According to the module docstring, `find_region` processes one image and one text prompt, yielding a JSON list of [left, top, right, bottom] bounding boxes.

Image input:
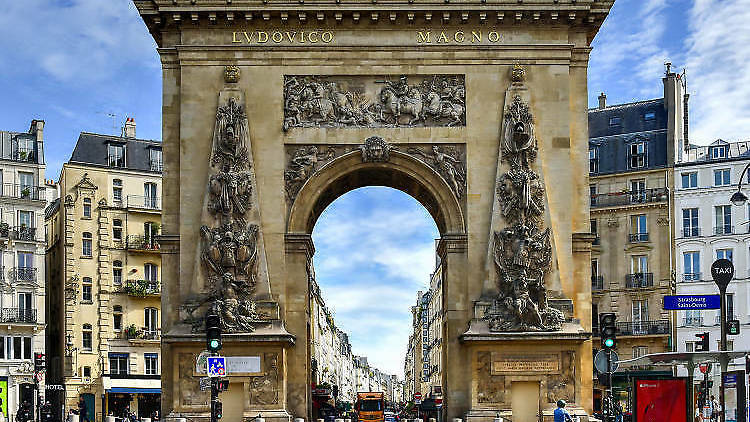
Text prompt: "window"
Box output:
[[590, 185, 598, 206], [17, 136, 34, 161], [19, 172, 33, 198], [149, 149, 163, 172], [632, 300, 649, 334], [681, 172, 698, 189], [82, 197, 92, 218], [18, 292, 32, 313], [144, 263, 158, 283], [628, 141, 647, 169], [3, 337, 32, 360], [632, 346, 648, 359], [144, 183, 158, 209], [18, 210, 32, 228], [644, 111, 656, 121], [609, 116, 622, 126], [112, 179, 123, 204], [113, 305, 122, 331], [107, 144, 126, 168], [82, 232, 92, 257], [630, 214, 648, 242], [112, 219, 122, 241], [82, 277, 92, 302], [145, 353, 158, 375], [683, 252, 700, 281], [83, 366, 91, 378], [82, 324, 92, 351], [630, 179, 646, 203], [715, 205, 732, 234], [589, 148, 599, 174], [714, 169, 731, 186], [685, 310, 702, 326], [682, 208, 699, 237], [631, 255, 648, 274], [113, 261, 123, 285], [717, 248, 733, 262], [710, 145, 728, 159], [686, 342, 694, 352], [109, 353, 129, 375]]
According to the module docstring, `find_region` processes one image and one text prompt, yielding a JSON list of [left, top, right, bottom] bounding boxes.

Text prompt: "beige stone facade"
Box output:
[[46, 131, 162, 420], [133, 1, 613, 420]]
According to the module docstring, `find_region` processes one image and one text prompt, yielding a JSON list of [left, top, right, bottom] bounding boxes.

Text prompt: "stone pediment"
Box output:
[[73, 173, 97, 191]]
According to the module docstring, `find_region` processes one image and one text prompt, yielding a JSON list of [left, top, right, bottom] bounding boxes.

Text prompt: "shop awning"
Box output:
[[108, 387, 161, 394]]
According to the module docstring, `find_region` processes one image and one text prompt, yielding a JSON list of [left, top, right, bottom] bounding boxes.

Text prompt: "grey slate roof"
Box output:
[[69, 132, 162, 173], [677, 139, 750, 167], [45, 197, 60, 220]]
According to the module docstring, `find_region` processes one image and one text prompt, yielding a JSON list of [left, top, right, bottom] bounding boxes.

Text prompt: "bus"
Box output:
[[355, 392, 385, 422]]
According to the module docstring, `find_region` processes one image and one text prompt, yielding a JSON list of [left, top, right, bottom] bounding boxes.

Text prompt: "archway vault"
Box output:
[[287, 150, 466, 236]]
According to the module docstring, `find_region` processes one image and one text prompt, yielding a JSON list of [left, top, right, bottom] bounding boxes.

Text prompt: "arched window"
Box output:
[[112, 260, 123, 285], [82, 324, 92, 351], [82, 232, 92, 257], [112, 219, 123, 241], [83, 198, 91, 218], [82, 277, 92, 302]]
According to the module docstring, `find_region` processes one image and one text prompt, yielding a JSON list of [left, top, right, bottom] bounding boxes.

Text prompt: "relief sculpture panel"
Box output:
[[283, 75, 465, 130]]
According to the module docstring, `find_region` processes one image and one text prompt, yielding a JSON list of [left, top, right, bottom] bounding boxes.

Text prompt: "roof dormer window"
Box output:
[[107, 144, 126, 168], [710, 145, 728, 159]]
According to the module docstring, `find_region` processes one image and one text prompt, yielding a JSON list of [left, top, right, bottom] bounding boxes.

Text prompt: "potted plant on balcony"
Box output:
[[125, 324, 140, 339], [0, 222, 9, 238], [19, 151, 27, 161], [20, 187, 30, 199]]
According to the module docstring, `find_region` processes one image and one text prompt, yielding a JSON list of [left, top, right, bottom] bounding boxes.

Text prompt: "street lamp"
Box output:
[[730, 162, 750, 205]]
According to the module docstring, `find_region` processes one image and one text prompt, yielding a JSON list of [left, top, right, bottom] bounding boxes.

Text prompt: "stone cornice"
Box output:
[[134, 0, 614, 45]]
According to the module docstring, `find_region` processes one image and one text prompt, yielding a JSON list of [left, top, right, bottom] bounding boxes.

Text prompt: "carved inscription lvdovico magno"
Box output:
[[491, 353, 560, 374], [230, 30, 504, 44]]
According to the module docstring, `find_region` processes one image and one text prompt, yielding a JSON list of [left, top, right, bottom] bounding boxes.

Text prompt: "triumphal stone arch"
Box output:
[[134, 1, 613, 420]]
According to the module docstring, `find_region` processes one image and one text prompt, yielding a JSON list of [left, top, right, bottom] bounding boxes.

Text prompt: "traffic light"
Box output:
[[216, 379, 229, 392], [213, 400, 223, 420], [206, 313, 222, 353], [599, 313, 617, 350], [728, 319, 740, 335], [34, 353, 45, 372], [695, 332, 710, 351]]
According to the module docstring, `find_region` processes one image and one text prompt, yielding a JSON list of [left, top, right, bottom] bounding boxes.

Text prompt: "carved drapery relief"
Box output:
[[484, 94, 564, 332], [284, 141, 466, 202], [249, 353, 280, 405], [179, 353, 209, 407], [283, 75, 465, 130], [185, 94, 269, 333]]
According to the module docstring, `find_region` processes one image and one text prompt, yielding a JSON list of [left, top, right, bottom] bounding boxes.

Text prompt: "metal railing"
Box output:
[[592, 236, 601, 246], [0, 184, 45, 201], [594, 320, 670, 336], [150, 159, 163, 173], [0, 308, 37, 323], [120, 279, 160, 296], [10, 267, 37, 282], [590, 187, 669, 208], [126, 235, 160, 251], [683, 227, 701, 238], [126, 195, 161, 211], [628, 233, 650, 243], [625, 273, 654, 288], [714, 225, 735, 235], [124, 328, 161, 341], [591, 275, 604, 291], [12, 226, 36, 242], [683, 273, 702, 282]]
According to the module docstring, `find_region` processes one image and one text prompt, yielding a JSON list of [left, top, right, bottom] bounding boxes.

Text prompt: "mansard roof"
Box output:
[[69, 132, 162, 174]]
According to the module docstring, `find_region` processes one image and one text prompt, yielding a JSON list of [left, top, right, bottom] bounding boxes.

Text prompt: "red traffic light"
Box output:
[[216, 379, 230, 392]]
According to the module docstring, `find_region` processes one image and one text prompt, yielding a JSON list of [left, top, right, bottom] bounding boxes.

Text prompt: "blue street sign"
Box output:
[[663, 295, 721, 310], [207, 356, 226, 377]]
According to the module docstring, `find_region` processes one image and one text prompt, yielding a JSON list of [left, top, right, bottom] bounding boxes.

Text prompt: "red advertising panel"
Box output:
[[634, 377, 688, 422]]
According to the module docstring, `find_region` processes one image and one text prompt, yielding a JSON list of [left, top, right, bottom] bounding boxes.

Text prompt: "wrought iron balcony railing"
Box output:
[[628, 233, 650, 243], [10, 267, 37, 282], [683, 273, 703, 282], [120, 280, 160, 297], [714, 225, 735, 235], [590, 188, 669, 208], [591, 275, 604, 292], [126, 235, 160, 251], [683, 227, 701, 238], [592, 236, 601, 246], [625, 273, 654, 288], [123, 327, 161, 341], [0, 184, 45, 201], [126, 195, 161, 211], [593, 320, 671, 337], [12, 226, 36, 242], [0, 308, 37, 323], [150, 159, 163, 173]]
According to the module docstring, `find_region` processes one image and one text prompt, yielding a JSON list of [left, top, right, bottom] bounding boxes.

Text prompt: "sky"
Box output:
[[0, 0, 749, 376]]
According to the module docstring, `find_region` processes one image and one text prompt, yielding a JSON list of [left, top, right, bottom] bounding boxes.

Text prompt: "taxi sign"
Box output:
[[207, 356, 227, 377]]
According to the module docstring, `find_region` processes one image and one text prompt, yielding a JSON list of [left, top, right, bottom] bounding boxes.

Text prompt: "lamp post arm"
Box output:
[[737, 162, 750, 193]]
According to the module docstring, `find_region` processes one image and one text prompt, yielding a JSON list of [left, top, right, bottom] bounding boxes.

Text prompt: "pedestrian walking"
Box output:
[[711, 396, 720, 422], [553, 400, 573, 422]]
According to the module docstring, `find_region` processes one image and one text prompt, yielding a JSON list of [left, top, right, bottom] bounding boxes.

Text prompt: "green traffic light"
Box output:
[[603, 338, 614, 347], [209, 339, 220, 350]]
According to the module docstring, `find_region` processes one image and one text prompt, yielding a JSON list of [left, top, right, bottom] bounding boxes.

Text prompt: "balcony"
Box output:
[[10, 267, 37, 283], [590, 188, 669, 209], [625, 273, 654, 289], [122, 327, 161, 341], [714, 225, 735, 235], [593, 320, 671, 337], [126, 195, 161, 211], [683, 273, 703, 282], [682, 317, 704, 327], [120, 280, 160, 297], [126, 235, 160, 252], [683, 227, 702, 238], [628, 233, 649, 243], [12, 226, 36, 242], [592, 236, 601, 246], [0, 308, 37, 324], [591, 276, 604, 292], [0, 184, 45, 201], [149, 159, 163, 173]]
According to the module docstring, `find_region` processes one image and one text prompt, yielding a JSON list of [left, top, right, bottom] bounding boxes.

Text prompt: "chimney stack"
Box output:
[[598, 92, 607, 110], [122, 117, 136, 138]]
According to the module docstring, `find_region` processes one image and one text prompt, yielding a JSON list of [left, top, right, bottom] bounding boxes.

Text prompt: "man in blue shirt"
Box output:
[[554, 400, 573, 422]]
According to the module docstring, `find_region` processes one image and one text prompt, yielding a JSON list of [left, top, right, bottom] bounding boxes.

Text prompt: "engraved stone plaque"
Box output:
[[491, 353, 560, 374]]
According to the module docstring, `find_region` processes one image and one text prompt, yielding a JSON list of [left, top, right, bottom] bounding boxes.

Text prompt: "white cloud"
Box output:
[[683, 0, 750, 142]]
